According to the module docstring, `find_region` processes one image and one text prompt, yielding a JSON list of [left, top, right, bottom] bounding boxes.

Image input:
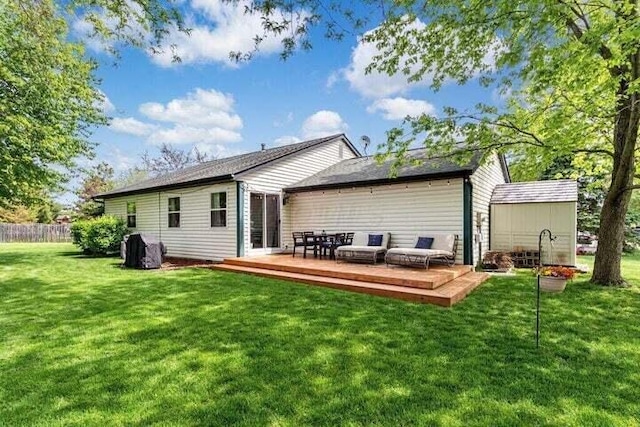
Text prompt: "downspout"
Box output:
[[158, 192, 161, 241], [236, 181, 245, 257], [463, 177, 473, 266]]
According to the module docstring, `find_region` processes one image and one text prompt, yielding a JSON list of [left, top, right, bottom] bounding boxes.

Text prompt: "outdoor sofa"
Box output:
[[335, 232, 391, 264], [385, 234, 458, 269]]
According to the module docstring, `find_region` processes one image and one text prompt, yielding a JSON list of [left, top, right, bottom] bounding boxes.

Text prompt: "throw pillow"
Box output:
[[415, 237, 434, 249], [368, 234, 383, 246]]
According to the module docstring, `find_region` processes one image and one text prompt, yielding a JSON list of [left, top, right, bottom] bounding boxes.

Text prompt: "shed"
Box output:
[[490, 180, 578, 266]]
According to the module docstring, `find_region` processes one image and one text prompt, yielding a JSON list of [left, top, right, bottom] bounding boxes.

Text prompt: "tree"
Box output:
[[1, 0, 188, 209], [140, 143, 211, 177], [0, 0, 105, 207], [74, 162, 114, 218], [236, 0, 639, 286], [0, 205, 37, 224]]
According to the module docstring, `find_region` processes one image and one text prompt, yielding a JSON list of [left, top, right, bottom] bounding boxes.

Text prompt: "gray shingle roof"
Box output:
[[97, 134, 354, 198], [285, 149, 482, 192], [491, 180, 578, 204]]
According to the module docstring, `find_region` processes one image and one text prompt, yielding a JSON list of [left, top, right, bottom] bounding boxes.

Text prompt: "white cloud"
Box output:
[[366, 97, 436, 120], [331, 23, 430, 99], [72, 2, 146, 54], [149, 125, 242, 145], [274, 135, 301, 146], [301, 110, 348, 139], [109, 87, 243, 145], [331, 18, 499, 99], [139, 88, 242, 129], [110, 117, 158, 136], [96, 90, 115, 114], [151, 0, 308, 67]]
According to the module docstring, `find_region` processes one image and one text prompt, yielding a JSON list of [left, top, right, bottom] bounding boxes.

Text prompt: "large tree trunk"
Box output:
[[591, 78, 639, 285]]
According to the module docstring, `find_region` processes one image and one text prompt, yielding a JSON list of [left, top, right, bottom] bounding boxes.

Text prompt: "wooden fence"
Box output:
[[0, 224, 72, 243]]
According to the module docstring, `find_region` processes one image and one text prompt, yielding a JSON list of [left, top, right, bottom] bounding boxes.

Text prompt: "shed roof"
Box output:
[[96, 134, 357, 198], [285, 149, 495, 192], [490, 180, 578, 204]]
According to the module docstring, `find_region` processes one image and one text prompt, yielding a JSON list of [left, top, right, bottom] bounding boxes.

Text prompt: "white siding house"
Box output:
[[284, 151, 509, 265], [471, 154, 511, 265], [99, 134, 359, 260], [98, 134, 532, 267], [236, 137, 357, 255], [105, 182, 238, 260]]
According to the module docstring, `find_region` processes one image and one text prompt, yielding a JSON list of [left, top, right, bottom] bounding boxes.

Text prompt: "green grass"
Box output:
[[1, 244, 639, 426]]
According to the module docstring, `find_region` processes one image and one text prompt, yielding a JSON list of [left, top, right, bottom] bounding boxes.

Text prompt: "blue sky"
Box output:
[[76, 0, 498, 193]]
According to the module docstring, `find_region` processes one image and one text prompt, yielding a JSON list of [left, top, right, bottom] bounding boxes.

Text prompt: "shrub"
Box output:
[[70, 220, 90, 252], [71, 216, 128, 255]]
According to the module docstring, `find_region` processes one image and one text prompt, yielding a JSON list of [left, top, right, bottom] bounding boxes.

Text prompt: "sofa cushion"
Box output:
[[351, 232, 368, 246], [415, 237, 434, 249], [431, 234, 456, 252], [387, 247, 453, 257], [368, 234, 383, 246], [336, 245, 386, 253]]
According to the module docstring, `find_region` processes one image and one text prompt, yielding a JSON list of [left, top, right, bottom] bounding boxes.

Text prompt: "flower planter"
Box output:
[[539, 276, 567, 293]]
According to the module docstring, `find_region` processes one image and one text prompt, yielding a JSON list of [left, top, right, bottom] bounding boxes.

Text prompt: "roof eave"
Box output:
[[94, 174, 235, 200], [284, 170, 473, 193]]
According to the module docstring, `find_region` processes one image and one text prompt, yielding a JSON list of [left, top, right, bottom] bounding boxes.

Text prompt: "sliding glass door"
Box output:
[[250, 192, 280, 249]]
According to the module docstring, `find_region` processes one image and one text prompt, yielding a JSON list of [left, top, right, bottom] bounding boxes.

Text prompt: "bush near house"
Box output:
[[70, 215, 127, 255]]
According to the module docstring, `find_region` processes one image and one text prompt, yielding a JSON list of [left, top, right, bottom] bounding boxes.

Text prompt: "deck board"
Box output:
[[223, 255, 472, 289], [212, 254, 488, 306]]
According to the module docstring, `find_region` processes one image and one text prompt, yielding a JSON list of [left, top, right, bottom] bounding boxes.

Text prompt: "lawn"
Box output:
[[1, 244, 639, 426]]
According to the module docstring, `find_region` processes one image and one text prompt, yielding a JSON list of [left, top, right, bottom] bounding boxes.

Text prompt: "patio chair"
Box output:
[[343, 232, 355, 245], [292, 231, 318, 258], [321, 232, 345, 259]]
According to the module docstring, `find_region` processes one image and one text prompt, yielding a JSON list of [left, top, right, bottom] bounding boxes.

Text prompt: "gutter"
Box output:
[[284, 170, 474, 194], [94, 174, 235, 200]]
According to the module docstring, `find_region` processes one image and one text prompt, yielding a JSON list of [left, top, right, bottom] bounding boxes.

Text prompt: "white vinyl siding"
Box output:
[[104, 182, 237, 261], [491, 202, 577, 266], [470, 154, 508, 265], [288, 179, 465, 264], [238, 137, 357, 253]]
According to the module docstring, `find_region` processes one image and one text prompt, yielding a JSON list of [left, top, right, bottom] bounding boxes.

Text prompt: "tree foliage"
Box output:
[[140, 143, 212, 177], [0, 0, 105, 207], [74, 162, 114, 218]]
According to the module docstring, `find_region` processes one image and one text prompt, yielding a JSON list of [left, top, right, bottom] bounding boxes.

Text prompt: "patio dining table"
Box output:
[[307, 232, 347, 260]]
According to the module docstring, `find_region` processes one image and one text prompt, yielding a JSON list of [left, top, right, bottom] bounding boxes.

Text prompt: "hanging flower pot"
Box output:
[[537, 266, 576, 293]]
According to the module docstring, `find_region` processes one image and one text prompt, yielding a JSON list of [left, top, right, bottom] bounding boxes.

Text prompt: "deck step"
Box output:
[[212, 264, 489, 307], [223, 257, 471, 290]]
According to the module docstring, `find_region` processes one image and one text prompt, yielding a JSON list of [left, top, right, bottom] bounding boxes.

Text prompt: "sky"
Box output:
[[68, 0, 499, 202]]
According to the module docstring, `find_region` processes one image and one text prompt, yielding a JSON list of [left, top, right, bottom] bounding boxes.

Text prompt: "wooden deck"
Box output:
[[213, 255, 489, 307]]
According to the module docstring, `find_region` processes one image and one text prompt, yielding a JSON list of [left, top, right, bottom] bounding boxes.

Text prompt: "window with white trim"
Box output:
[[168, 197, 180, 228], [210, 192, 227, 227], [126, 202, 136, 228]]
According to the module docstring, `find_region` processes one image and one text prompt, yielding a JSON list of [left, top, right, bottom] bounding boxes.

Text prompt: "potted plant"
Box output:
[[537, 266, 576, 293]]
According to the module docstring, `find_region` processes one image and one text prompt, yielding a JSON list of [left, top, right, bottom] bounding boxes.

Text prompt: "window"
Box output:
[[168, 197, 180, 228], [211, 192, 227, 227], [126, 202, 136, 228]]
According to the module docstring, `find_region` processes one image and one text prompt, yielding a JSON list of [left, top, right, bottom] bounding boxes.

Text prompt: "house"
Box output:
[[97, 134, 360, 260], [97, 133, 575, 267], [282, 150, 509, 265]]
